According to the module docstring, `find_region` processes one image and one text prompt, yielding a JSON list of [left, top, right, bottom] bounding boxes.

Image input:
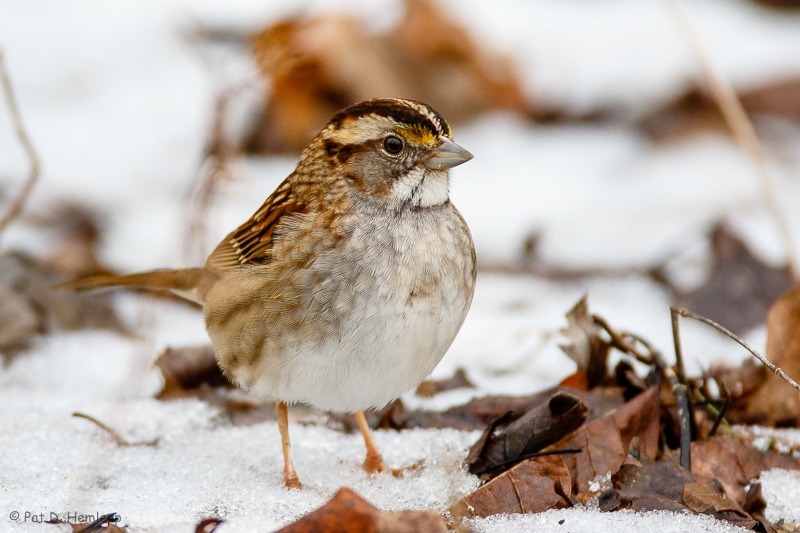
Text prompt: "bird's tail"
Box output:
[[54, 268, 206, 305]]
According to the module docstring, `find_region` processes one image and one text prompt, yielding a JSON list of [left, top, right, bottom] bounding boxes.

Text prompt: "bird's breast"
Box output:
[[209, 203, 476, 411]]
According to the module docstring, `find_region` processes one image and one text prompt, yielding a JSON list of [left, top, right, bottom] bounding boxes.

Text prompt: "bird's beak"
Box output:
[[424, 137, 474, 170]]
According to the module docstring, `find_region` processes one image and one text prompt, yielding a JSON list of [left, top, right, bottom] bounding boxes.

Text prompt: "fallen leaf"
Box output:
[[641, 79, 800, 142], [195, 518, 224, 533], [559, 295, 611, 389], [731, 284, 800, 426], [466, 392, 587, 479], [611, 451, 760, 530], [364, 386, 625, 432], [706, 358, 768, 424], [415, 368, 474, 398], [560, 387, 660, 494], [450, 454, 574, 518], [450, 387, 659, 520], [0, 252, 127, 358], [276, 487, 447, 533], [155, 345, 231, 399], [246, 0, 526, 153], [679, 225, 795, 335], [668, 434, 800, 507]]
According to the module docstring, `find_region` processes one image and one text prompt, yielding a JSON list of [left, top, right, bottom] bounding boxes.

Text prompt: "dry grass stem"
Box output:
[[677, 307, 800, 394], [183, 90, 237, 264], [72, 412, 159, 447], [659, 0, 799, 281], [0, 49, 41, 237]]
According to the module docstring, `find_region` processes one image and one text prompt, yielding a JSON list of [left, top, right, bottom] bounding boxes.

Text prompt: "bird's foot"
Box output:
[[283, 469, 302, 490], [362, 451, 389, 474]]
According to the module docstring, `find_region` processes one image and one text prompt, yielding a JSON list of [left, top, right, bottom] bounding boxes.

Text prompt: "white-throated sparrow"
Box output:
[[61, 98, 476, 489]]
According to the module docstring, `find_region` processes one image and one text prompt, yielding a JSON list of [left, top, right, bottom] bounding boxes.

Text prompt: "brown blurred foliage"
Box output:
[[246, 0, 527, 153]]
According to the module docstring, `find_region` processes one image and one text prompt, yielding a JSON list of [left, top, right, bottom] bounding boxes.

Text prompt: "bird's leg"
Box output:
[[355, 410, 388, 473], [276, 402, 302, 489]]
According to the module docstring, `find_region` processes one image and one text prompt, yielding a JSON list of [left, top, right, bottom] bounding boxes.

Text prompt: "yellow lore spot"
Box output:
[[394, 125, 437, 145]]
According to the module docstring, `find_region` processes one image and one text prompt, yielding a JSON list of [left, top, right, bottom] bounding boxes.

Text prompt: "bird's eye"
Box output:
[[383, 135, 403, 154]]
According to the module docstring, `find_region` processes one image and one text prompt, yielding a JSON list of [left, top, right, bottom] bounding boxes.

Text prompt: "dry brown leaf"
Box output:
[[561, 387, 660, 494], [450, 387, 659, 520], [610, 451, 759, 530], [246, 0, 526, 153], [0, 252, 127, 357], [679, 225, 795, 335], [155, 345, 231, 399], [466, 392, 587, 479], [733, 284, 800, 426], [364, 386, 625, 432], [276, 487, 447, 533], [559, 295, 611, 389], [673, 434, 800, 507], [642, 79, 800, 142], [415, 368, 474, 398]]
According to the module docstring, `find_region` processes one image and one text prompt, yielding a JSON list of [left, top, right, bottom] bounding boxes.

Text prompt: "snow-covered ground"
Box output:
[[2, 0, 800, 531]]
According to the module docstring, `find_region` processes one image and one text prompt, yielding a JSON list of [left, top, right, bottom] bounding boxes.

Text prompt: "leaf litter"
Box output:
[[147, 288, 800, 531]]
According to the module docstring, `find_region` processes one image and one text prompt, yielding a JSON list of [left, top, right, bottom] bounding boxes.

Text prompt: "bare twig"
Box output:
[[670, 308, 688, 384], [0, 49, 41, 237], [77, 513, 120, 532], [72, 412, 159, 447], [707, 384, 730, 437], [672, 377, 692, 471], [183, 90, 237, 264], [669, 307, 695, 467], [659, 0, 799, 281], [592, 315, 658, 368], [677, 308, 800, 394]]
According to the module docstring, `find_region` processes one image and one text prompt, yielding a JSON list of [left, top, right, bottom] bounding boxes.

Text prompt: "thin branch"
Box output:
[[473, 448, 583, 476], [677, 308, 800, 394], [672, 377, 692, 471], [0, 49, 41, 237], [659, 0, 799, 281], [670, 308, 688, 384], [707, 385, 730, 437], [72, 412, 159, 447]]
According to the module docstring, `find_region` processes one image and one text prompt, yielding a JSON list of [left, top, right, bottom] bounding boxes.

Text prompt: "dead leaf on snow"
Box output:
[[415, 368, 475, 398], [729, 284, 800, 426], [559, 295, 611, 390], [362, 386, 625, 432], [246, 0, 526, 153], [670, 434, 800, 508], [276, 487, 447, 533], [678, 225, 794, 335], [610, 449, 760, 531], [466, 392, 587, 479], [450, 387, 659, 520], [706, 359, 768, 424], [155, 345, 231, 399], [0, 251, 127, 358], [641, 79, 800, 142]]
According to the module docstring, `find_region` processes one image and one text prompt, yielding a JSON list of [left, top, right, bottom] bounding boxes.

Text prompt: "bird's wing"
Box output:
[[206, 176, 307, 270]]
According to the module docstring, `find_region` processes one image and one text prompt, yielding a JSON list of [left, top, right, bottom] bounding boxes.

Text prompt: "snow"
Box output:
[[470, 509, 753, 533], [760, 469, 800, 524], [2, 0, 800, 532]]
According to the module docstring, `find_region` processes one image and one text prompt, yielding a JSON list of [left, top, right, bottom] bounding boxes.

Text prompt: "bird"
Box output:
[[59, 98, 477, 489]]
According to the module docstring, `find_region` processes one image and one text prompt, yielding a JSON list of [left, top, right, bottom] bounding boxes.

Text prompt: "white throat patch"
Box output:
[[390, 167, 450, 208]]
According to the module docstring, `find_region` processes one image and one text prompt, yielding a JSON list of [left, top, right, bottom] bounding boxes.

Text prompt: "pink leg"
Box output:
[[277, 402, 302, 489]]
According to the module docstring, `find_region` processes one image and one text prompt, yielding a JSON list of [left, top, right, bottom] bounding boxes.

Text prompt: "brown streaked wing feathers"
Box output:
[[206, 177, 306, 270]]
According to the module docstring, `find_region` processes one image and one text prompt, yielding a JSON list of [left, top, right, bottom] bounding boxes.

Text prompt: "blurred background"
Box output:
[[2, 0, 800, 391]]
